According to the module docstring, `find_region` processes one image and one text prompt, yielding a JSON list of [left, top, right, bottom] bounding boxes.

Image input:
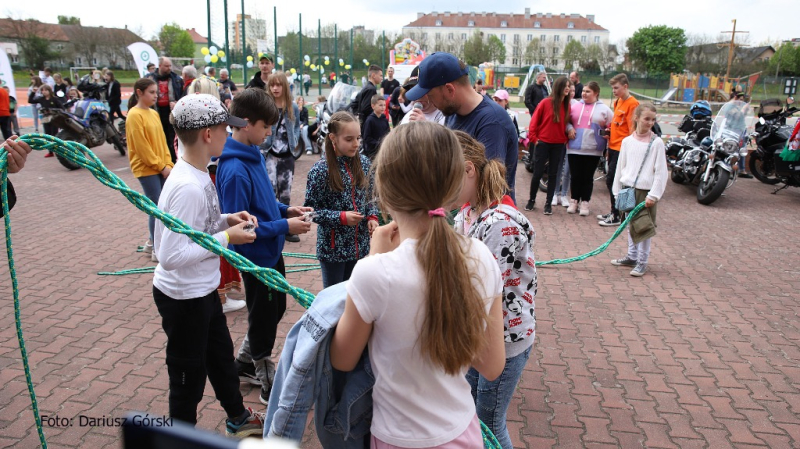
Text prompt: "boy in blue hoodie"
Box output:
[[215, 88, 313, 404]]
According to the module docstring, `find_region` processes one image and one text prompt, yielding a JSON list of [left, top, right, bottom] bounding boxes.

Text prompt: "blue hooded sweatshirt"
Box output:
[[216, 136, 289, 268]]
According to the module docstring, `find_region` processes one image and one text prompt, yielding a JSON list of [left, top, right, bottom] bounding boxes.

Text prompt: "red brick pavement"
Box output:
[[2, 144, 800, 448]]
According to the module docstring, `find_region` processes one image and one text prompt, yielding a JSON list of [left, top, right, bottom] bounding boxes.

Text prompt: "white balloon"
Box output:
[[204, 54, 212, 63], [209, 46, 218, 55], [320, 66, 325, 74], [246, 61, 254, 68], [304, 55, 310, 61]]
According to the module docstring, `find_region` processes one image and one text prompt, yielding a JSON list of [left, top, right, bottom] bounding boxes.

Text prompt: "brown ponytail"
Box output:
[[374, 122, 488, 375], [128, 77, 155, 109], [453, 131, 508, 211], [324, 111, 367, 192]]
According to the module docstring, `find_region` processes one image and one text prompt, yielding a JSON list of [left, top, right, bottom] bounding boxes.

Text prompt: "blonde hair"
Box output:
[[187, 77, 220, 98], [325, 111, 367, 191], [267, 72, 294, 121], [453, 131, 508, 211], [633, 103, 657, 132], [374, 122, 488, 375]]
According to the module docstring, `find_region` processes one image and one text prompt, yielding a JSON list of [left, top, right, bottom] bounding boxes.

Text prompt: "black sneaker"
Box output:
[[596, 212, 611, 220], [598, 215, 621, 227], [543, 204, 553, 215], [285, 234, 300, 243], [738, 172, 753, 179], [236, 359, 261, 386], [524, 200, 535, 211], [630, 263, 648, 277], [259, 378, 273, 406], [611, 256, 638, 267]]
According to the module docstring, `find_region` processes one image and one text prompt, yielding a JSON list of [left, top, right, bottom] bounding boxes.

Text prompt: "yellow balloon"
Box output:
[[290, 68, 297, 74], [324, 60, 329, 65], [201, 47, 210, 55], [247, 55, 253, 62], [339, 61, 344, 66], [210, 55, 219, 63], [345, 64, 351, 70], [217, 50, 225, 58], [310, 64, 316, 70], [277, 57, 284, 65], [304, 60, 310, 66]]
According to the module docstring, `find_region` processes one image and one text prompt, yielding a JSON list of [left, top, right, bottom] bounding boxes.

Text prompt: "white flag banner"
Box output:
[[0, 51, 15, 93], [127, 42, 159, 77]]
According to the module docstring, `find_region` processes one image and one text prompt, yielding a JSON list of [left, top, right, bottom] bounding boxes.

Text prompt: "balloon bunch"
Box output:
[[201, 46, 226, 64]]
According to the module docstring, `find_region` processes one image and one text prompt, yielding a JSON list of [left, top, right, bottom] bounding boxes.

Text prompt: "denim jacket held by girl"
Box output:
[[304, 155, 378, 263], [264, 282, 374, 448], [260, 102, 301, 156]]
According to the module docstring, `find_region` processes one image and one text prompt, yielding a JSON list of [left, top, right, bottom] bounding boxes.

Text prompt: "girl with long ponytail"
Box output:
[[330, 121, 506, 448], [452, 131, 538, 449]]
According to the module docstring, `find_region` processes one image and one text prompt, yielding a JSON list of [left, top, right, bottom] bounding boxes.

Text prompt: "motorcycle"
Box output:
[[47, 75, 127, 170], [748, 106, 799, 191], [666, 99, 753, 205], [312, 82, 361, 155]]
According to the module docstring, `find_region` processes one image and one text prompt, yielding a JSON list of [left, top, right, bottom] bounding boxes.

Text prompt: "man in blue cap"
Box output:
[[405, 52, 518, 202]]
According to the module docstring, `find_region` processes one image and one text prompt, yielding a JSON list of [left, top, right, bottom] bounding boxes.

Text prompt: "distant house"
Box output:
[[402, 9, 610, 69], [686, 43, 775, 70], [0, 18, 142, 70]]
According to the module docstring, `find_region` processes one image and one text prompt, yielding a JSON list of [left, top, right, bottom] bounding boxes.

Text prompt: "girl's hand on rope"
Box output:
[[369, 222, 400, 256], [226, 221, 258, 245], [287, 206, 314, 218], [3, 137, 33, 173], [227, 211, 258, 228], [287, 216, 312, 235]]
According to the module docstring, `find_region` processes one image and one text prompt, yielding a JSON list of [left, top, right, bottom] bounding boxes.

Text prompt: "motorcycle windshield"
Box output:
[[326, 82, 361, 114], [711, 100, 753, 143]]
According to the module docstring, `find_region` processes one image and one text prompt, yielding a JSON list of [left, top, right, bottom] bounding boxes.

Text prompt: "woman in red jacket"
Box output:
[[525, 76, 572, 215]]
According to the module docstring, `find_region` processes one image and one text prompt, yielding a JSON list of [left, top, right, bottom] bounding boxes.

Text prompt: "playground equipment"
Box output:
[[517, 64, 551, 102], [390, 38, 425, 65], [476, 63, 495, 88], [643, 70, 762, 106]]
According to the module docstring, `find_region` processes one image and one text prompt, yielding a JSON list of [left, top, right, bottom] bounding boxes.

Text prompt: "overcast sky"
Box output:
[[6, 0, 795, 47]]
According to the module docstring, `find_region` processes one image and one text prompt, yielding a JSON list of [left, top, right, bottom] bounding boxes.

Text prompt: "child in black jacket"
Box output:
[[361, 94, 390, 160]]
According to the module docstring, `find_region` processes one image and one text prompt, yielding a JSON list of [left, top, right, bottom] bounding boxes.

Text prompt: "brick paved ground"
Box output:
[[1, 143, 800, 448]]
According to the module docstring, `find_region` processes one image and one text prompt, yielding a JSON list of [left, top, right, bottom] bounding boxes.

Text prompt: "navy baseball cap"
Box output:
[[405, 52, 469, 101]]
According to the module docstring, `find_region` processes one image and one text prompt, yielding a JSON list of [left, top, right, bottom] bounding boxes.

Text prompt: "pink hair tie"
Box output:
[[428, 208, 446, 218]]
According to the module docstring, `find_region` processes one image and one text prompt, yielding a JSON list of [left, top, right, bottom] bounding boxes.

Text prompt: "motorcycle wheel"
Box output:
[[55, 130, 87, 171], [538, 160, 549, 193], [748, 153, 781, 185], [670, 168, 685, 184], [111, 134, 126, 156], [696, 167, 730, 205]]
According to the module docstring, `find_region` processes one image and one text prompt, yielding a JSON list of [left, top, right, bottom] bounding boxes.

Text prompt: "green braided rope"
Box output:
[[1, 148, 48, 448], [535, 202, 646, 266], [97, 264, 322, 276]]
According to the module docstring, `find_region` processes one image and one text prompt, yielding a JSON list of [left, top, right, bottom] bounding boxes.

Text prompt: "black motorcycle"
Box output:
[[46, 75, 127, 170], [667, 100, 752, 205], [749, 106, 799, 191]]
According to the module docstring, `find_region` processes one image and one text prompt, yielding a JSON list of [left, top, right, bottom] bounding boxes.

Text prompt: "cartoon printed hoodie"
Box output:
[[453, 196, 537, 357], [566, 99, 613, 156]]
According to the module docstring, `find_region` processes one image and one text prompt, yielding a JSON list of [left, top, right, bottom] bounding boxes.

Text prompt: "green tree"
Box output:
[[463, 30, 488, 66], [561, 40, 585, 71], [7, 19, 58, 69], [487, 35, 506, 64], [158, 23, 194, 58], [57, 16, 81, 25], [768, 43, 800, 76], [627, 25, 687, 75], [523, 39, 540, 66]]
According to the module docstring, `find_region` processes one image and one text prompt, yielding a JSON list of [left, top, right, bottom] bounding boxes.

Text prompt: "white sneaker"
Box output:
[[142, 240, 153, 254], [222, 297, 247, 313], [567, 199, 578, 214], [551, 196, 559, 206], [561, 196, 570, 207], [579, 201, 590, 216], [151, 251, 158, 263]]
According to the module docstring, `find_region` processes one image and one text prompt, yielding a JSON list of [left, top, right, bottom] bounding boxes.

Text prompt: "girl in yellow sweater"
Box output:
[[126, 78, 174, 260]]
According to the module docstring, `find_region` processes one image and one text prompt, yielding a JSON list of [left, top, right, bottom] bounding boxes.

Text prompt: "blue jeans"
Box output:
[[555, 153, 571, 198], [466, 344, 532, 449], [320, 260, 357, 289], [300, 125, 312, 152], [138, 174, 165, 241]]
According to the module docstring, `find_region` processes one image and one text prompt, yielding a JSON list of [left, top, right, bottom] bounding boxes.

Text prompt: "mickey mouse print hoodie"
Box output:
[[453, 196, 537, 357]]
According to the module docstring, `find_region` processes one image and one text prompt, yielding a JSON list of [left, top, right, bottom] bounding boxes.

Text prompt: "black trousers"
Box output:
[[568, 154, 602, 201], [528, 141, 565, 205], [108, 102, 125, 121], [241, 256, 287, 362], [605, 150, 620, 218], [156, 105, 177, 163], [152, 287, 246, 425], [0, 116, 10, 140]]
